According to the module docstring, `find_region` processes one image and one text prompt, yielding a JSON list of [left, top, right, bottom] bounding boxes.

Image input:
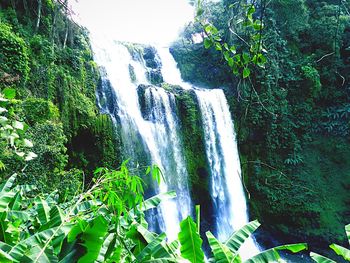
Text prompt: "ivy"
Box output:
[[0, 23, 30, 83], [196, 1, 267, 79], [0, 88, 36, 173]]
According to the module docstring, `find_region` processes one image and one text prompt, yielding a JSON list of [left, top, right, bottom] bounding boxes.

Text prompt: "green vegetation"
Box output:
[[171, 0, 350, 256], [1, 0, 350, 262], [311, 224, 350, 262], [0, 171, 308, 262], [0, 1, 119, 194], [0, 87, 310, 262]]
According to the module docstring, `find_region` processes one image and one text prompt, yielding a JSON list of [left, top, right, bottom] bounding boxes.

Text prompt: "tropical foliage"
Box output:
[[0, 0, 120, 194], [0, 168, 308, 262], [172, 0, 350, 252], [311, 224, 350, 262]]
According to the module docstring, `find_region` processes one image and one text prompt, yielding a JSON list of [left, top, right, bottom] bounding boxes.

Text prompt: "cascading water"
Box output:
[[156, 47, 192, 89], [195, 89, 249, 237], [71, 0, 260, 259], [195, 89, 259, 259], [92, 37, 191, 241], [157, 45, 260, 258]]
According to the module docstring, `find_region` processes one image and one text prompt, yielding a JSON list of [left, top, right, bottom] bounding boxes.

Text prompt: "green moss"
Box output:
[[0, 23, 29, 84], [21, 98, 59, 125], [249, 135, 350, 247], [170, 42, 233, 87], [302, 65, 322, 97], [173, 88, 210, 203], [0, 3, 118, 193]]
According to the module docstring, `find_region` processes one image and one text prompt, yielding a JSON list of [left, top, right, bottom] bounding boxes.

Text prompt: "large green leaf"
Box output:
[[130, 191, 177, 217], [225, 220, 261, 254], [26, 246, 58, 263], [0, 247, 15, 262], [329, 244, 350, 261], [78, 216, 109, 263], [71, 200, 101, 216], [245, 243, 307, 263], [178, 216, 205, 263], [168, 239, 180, 255], [96, 233, 116, 262], [0, 174, 17, 212], [126, 224, 147, 256], [13, 224, 73, 261], [310, 252, 337, 263], [142, 258, 186, 263], [0, 241, 31, 262], [36, 198, 51, 226], [206, 231, 237, 263], [7, 210, 30, 223], [135, 222, 157, 243], [136, 233, 167, 262]]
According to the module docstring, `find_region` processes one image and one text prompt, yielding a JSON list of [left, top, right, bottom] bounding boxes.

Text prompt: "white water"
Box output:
[[156, 47, 192, 89], [93, 38, 191, 241], [157, 45, 260, 259], [195, 89, 260, 259], [71, 0, 260, 259]]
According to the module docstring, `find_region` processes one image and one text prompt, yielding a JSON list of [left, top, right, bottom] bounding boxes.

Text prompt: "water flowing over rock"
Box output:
[[92, 36, 259, 256], [195, 89, 260, 258], [93, 39, 191, 241]]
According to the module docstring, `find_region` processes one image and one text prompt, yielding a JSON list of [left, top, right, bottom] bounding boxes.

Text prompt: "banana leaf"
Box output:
[[245, 243, 307, 263], [206, 231, 237, 263], [329, 244, 350, 261], [310, 252, 337, 263], [225, 220, 261, 254], [178, 216, 205, 263]]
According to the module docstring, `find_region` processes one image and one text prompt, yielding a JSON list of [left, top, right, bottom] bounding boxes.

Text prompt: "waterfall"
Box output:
[[92, 34, 258, 256], [195, 89, 259, 259], [92, 38, 191, 241], [158, 46, 259, 258], [156, 47, 192, 90], [195, 89, 248, 236]]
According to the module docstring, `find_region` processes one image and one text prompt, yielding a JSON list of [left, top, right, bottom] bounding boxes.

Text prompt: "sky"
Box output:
[[69, 0, 195, 45]]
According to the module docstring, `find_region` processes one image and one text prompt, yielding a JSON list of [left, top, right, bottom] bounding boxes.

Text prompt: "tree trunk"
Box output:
[[51, 3, 58, 51], [22, 0, 29, 16], [35, 0, 42, 33], [62, 0, 69, 48], [10, 0, 16, 9]]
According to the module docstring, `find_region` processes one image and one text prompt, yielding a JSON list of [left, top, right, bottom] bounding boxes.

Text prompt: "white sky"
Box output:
[[69, 0, 195, 45]]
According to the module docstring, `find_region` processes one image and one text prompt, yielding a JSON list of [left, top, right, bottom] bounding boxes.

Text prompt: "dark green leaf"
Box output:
[[243, 68, 250, 79], [2, 88, 16, 99], [204, 38, 212, 49]]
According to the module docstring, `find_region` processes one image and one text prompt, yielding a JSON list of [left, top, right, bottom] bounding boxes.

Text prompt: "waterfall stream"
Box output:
[[93, 38, 191, 241], [157, 46, 259, 258], [195, 89, 260, 258], [92, 36, 258, 257]]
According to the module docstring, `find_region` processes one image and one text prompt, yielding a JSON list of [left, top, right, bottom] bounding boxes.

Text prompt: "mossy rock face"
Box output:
[[97, 68, 119, 116], [142, 47, 163, 85], [68, 114, 121, 181], [170, 42, 233, 88], [137, 84, 151, 121], [129, 64, 137, 83], [0, 23, 29, 85], [249, 135, 350, 250], [20, 98, 59, 125], [147, 69, 163, 86]]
